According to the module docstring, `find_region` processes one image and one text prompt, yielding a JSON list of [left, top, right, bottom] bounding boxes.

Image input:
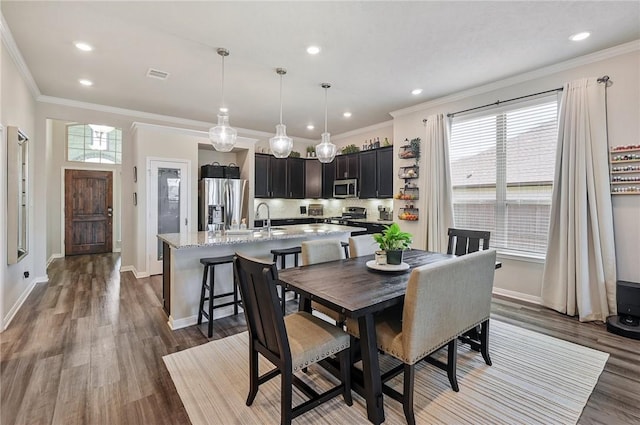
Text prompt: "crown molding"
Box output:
[[390, 39, 640, 118], [38, 95, 215, 128], [0, 12, 40, 98], [332, 120, 393, 141], [130, 122, 258, 149]]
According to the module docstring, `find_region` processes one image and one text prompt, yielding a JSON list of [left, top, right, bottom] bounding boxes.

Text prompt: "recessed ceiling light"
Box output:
[[307, 124, 315, 130], [411, 88, 423, 95], [343, 112, 352, 118], [306, 46, 320, 55], [569, 32, 590, 41], [74, 42, 93, 52], [79, 79, 93, 86]]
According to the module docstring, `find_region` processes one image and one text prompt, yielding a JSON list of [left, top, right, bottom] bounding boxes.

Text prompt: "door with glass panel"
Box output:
[[147, 159, 190, 275]]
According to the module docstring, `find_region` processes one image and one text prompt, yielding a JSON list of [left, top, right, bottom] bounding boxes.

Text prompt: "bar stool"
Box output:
[[270, 247, 301, 314], [198, 254, 240, 338], [340, 241, 350, 258]]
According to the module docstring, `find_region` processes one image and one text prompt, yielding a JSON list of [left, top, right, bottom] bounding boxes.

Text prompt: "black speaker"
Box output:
[[617, 280, 640, 317], [607, 280, 640, 340]]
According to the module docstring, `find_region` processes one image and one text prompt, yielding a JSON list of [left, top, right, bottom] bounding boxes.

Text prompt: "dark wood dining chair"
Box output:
[[447, 227, 491, 256], [447, 227, 492, 365], [345, 249, 497, 425], [233, 252, 353, 425]]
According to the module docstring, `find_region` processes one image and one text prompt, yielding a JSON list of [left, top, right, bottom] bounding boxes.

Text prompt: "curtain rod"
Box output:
[[421, 75, 611, 122]]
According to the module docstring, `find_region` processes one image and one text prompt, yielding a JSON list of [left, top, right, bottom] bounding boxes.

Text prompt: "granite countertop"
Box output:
[[346, 218, 394, 225], [157, 223, 366, 249]]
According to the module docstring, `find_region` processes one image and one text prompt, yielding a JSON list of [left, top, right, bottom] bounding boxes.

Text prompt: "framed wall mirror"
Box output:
[[7, 126, 29, 264]]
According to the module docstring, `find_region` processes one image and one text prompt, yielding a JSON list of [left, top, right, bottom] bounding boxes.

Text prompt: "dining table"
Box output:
[[277, 249, 460, 425]]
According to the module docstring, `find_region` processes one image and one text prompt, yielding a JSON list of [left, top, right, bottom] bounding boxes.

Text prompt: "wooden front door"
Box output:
[[65, 169, 113, 256]]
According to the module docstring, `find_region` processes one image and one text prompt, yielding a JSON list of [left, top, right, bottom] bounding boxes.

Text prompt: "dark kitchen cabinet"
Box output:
[[254, 154, 270, 198], [335, 153, 359, 179], [377, 147, 394, 198], [322, 161, 336, 198], [359, 150, 377, 198], [270, 157, 288, 198], [305, 159, 322, 198], [255, 154, 305, 199], [287, 157, 305, 199], [357, 147, 393, 199]]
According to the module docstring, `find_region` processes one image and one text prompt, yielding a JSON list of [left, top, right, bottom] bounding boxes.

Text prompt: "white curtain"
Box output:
[[541, 78, 617, 322], [425, 113, 454, 252]]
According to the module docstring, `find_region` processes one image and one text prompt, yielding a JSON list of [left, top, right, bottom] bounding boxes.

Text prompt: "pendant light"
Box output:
[[269, 68, 293, 158], [209, 48, 237, 152], [315, 83, 337, 163]]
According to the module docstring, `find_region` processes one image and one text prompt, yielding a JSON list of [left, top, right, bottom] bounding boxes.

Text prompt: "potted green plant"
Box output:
[[373, 222, 413, 265]]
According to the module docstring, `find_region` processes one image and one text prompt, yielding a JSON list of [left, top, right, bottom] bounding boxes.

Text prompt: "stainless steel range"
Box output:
[[326, 206, 367, 224]]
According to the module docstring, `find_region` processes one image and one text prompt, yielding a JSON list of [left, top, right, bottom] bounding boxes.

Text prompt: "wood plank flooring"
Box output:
[[1, 253, 639, 424]]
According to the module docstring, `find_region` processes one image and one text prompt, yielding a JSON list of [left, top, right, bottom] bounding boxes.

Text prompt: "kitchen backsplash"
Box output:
[[253, 198, 393, 219]]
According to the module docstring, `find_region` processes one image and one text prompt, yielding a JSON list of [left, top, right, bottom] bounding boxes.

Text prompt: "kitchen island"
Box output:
[[157, 223, 365, 330]]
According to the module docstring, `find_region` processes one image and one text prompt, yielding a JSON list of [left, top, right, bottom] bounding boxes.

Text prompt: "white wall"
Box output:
[[391, 45, 640, 300], [131, 123, 256, 276], [1, 39, 38, 329]]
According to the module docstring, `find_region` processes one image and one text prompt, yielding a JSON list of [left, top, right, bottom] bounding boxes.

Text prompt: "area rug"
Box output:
[[163, 320, 608, 424]]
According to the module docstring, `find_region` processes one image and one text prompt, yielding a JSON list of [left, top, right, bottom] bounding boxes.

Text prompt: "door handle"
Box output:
[[107, 206, 113, 217]]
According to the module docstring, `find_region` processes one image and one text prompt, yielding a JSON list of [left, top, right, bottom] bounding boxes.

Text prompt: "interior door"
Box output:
[[64, 169, 113, 255], [148, 160, 189, 275]]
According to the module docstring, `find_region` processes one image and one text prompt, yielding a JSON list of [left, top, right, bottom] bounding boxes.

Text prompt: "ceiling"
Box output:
[[2, 1, 639, 139]]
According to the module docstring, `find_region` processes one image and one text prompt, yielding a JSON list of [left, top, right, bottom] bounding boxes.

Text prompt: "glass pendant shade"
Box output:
[[316, 132, 337, 163], [209, 48, 237, 152], [270, 124, 293, 158], [209, 113, 237, 152], [316, 82, 337, 163]]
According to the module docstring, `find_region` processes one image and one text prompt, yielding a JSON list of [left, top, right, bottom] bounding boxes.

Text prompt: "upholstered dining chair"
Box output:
[[348, 234, 378, 258], [447, 228, 491, 256], [301, 239, 346, 325], [346, 249, 497, 425], [233, 252, 352, 425]]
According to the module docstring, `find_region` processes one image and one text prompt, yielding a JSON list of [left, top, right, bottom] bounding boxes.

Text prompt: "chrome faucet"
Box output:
[[256, 202, 271, 230]]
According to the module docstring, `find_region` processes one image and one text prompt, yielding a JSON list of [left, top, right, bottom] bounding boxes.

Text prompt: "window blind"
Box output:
[[449, 95, 558, 256]]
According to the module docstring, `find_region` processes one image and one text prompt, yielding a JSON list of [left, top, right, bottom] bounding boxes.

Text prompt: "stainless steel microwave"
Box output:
[[333, 179, 358, 198]]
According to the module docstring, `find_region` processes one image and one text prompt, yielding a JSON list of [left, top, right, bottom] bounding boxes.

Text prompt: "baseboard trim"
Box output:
[[2, 277, 42, 331], [119, 265, 149, 279], [47, 253, 64, 268], [493, 287, 542, 305], [168, 314, 199, 330]]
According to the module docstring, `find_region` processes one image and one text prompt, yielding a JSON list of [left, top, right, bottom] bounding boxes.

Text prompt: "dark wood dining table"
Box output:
[[277, 249, 458, 425]]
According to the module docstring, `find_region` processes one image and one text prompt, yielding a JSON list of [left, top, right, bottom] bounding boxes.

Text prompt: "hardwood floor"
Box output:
[[1, 253, 639, 424]]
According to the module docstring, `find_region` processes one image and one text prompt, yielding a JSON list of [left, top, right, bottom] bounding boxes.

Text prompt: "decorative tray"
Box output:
[[366, 260, 410, 272]]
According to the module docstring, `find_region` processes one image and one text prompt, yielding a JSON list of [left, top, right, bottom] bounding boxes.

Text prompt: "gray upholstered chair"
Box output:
[[348, 234, 378, 258], [346, 249, 497, 425], [234, 252, 352, 425], [301, 239, 346, 324]]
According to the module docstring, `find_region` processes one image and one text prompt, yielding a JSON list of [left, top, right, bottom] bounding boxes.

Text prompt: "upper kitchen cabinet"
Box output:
[[358, 146, 393, 199], [255, 154, 305, 199], [287, 157, 305, 199], [305, 159, 322, 198], [322, 160, 336, 199], [335, 153, 359, 179]]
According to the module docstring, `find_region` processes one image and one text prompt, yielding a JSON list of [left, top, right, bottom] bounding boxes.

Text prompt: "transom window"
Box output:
[[448, 95, 559, 257], [66, 124, 122, 164]]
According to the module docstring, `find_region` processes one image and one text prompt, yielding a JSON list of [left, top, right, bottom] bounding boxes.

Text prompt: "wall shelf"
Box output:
[[610, 145, 640, 195]]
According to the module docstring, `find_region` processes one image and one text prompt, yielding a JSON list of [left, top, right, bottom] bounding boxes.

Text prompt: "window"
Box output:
[[448, 95, 558, 256], [67, 124, 122, 164]]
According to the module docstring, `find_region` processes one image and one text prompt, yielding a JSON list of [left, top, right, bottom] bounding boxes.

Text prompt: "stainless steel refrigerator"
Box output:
[[198, 178, 247, 231]]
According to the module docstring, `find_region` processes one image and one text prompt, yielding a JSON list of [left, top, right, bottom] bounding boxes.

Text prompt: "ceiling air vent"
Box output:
[[146, 68, 170, 80]]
